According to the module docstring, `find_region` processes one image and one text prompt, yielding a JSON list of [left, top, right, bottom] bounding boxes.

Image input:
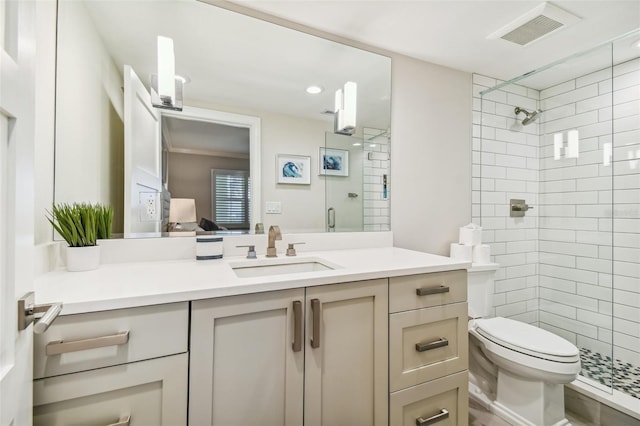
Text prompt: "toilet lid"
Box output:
[[475, 317, 579, 360]]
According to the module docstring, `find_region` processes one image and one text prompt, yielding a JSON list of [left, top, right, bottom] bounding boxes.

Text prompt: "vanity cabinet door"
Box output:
[[33, 353, 188, 426], [189, 289, 305, 426], [304, 279, 388, 426]]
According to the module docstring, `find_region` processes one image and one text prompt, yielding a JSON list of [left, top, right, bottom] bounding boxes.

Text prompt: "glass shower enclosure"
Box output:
[[473, 29, 640, 402]]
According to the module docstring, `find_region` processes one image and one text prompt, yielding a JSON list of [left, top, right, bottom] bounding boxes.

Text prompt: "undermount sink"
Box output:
[[231, 258, 336, 278]]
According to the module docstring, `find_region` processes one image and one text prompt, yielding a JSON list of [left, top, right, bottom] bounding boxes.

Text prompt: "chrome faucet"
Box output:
[[266, 225, 282, 257]]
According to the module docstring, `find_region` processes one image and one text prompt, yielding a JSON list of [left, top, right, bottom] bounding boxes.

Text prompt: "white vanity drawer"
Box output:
[[389, 270, 467, 313], [390, 371, 468, 426], [389, 302, 468, 392], [34, 302, 188, 379], [34, 353, 188, 426]]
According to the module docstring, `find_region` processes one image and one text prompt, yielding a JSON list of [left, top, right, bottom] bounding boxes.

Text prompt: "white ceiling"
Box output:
[[232, 0, 640, 88]]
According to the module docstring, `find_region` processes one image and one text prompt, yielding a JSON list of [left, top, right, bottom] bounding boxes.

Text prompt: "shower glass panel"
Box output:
[[324, 132, 365, 232], [474, 30, 640, 399], [323, 128, 391, 232]]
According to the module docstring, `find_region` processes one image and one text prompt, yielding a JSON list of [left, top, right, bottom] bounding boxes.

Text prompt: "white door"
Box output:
[[123, 65, 163, 237], [0, 0, 37, 424]]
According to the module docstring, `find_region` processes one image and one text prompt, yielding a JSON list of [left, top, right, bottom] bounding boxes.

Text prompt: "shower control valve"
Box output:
[[510, 199, 533, 217]]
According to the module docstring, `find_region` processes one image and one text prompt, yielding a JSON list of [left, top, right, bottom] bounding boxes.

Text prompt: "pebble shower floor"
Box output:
[[580, 348, 640, 399]]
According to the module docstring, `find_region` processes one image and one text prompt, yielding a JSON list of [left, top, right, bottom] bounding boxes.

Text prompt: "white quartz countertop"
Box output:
[[35, 247, 470, 315]]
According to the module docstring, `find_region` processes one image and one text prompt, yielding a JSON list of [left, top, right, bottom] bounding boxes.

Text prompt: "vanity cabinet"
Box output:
[[189, 279, 388, 426], [388, 270, 469, 425], [32, 303, 189, 426]]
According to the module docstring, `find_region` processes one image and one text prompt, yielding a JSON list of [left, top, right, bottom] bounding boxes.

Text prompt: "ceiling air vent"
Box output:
[[488, 2, 581, 47]]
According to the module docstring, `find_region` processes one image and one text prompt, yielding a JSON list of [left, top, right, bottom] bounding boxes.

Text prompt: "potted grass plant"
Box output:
[[47, 203, 113, 271]]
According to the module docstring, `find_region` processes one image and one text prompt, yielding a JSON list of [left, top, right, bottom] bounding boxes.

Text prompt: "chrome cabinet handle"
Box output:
[[310, 298, 320, 349], [292, 301, 302, 352], [415, 337, 449, 352], [416, 409, 449, 425], [107, 415, 131, 426], [46, 330, 130, 356], [416, 285, 450, 296]]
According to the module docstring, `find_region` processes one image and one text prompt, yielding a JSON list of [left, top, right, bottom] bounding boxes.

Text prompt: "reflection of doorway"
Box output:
[[160, 107, 260, 231]]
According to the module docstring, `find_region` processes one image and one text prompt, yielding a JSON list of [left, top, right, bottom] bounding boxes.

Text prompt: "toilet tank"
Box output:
[[467, 264, 499, 318]]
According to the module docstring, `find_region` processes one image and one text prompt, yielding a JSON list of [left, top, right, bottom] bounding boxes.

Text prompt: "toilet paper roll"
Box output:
[[196, 235, 224, 260], [459, 223, 482, 246], [473, 244, 491, 264], [450, 243, 473, 261]]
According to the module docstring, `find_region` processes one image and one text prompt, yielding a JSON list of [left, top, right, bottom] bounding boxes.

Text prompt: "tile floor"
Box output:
[[580, 348, 640, 400]]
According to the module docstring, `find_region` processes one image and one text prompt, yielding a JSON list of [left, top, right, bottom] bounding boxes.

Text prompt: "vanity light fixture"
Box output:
[[150, 36, 184, 111], [306, 85, 323, 94], [334, 81, 357, 135]]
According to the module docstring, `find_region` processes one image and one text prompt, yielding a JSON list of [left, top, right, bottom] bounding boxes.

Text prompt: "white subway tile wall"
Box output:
[[472, 74, 541, 326], [472, 56, 640, 378], [363, 127, 390, 232]]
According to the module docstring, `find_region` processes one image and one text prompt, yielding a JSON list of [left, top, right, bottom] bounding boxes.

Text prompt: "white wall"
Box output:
[[34, 1, 57, 245], [390, 55, 472, 255], [54, 0, 124, 231]]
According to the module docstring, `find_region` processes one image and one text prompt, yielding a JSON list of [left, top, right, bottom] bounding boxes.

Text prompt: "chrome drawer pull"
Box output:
[[416, 408, 449, 425], [415, 337, 449, 352], [46, 331, 130, 356], [107, 415, 131, 426], [292, 300, 302, 352], [416, 286, 449, 296]]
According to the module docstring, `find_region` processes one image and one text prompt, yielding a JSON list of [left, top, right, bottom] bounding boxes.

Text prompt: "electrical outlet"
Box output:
[[139, 192, 160, 221]]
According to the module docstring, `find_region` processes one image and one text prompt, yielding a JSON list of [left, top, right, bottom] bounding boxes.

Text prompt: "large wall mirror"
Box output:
[[54, 0, 391, 238]]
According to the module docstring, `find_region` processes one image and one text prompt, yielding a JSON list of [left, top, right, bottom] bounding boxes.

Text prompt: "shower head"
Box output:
[[514, 107, 542, 126]]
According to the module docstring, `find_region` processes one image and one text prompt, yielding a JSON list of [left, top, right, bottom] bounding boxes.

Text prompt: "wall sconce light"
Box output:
[[334, 81, 357, 135], [151, 36, 183, 111]]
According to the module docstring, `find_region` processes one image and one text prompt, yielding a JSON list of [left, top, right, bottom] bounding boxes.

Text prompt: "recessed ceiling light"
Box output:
[[632, 38, 640, 49], [352, 142, 362, 146], [306, 85, 323, 94]]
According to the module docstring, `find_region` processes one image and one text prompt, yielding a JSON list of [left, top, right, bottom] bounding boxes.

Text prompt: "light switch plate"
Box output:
[[265, 201, 282, 214]]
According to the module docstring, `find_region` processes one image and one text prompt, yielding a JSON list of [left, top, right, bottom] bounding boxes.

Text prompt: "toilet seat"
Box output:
[[474, 317, 579, 363]]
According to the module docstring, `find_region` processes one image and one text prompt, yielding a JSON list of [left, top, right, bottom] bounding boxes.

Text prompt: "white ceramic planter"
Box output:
[[65, 245, 101, 272]]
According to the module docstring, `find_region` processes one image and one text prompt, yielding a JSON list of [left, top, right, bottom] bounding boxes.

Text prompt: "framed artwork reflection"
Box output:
[[276, 154, 311, 184], [319, 147, 349, 177]]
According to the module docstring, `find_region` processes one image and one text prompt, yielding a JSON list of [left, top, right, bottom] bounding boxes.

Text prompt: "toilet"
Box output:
[[467, 265, 581, 426]]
